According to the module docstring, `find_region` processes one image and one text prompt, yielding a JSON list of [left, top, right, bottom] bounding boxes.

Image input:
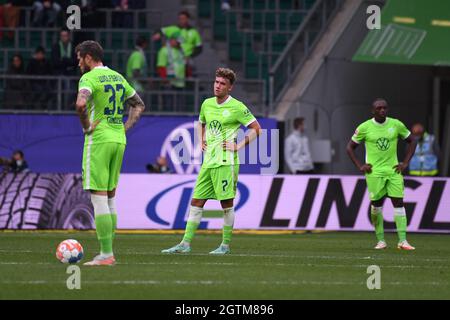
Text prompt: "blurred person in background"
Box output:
[[152, 10, 202, 77], [146, 156, 172, 174], [5, 54, 26, 109], [32, 0, 62, 27], [408, 123, 439, 176], [157, 34, 186, 110], [0, 150, 29, 173], [126, 36, 148, 94], [285, 117, 314, 174], [26, 46, 54, 109], [0, 0, 21, 42], [51, 28, 77, 75]]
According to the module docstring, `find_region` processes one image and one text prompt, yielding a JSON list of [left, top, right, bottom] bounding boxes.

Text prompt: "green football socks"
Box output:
[[182, 221, 200, 244], [394, 207, 407, 242], [95, 214, 113, 255], [222, 207, 235, 246], [222, 225, 233, 245], [371, 206, 384, 242], [111, 213, 117, 241]]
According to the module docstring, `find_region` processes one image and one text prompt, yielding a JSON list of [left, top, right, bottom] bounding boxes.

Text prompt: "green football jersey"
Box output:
[[78, 66, 136, 145], [352, 117, 411, 176], [199, 96, 256, 168], [161, 25, 202, 57]]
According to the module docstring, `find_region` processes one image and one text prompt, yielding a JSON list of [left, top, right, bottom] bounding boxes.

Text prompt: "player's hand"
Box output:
[[394, 162, 408, 174], [201, 141, 207, 152], [222, 141, 238, 152], [359, 163, 372, 174], [83, 120, 100, 135]]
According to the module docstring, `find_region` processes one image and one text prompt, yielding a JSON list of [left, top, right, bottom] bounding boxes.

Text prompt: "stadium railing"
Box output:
[[0, 75, 267, 116], [0, 27, 156, 51], [0, 46, 158, 76], [232, 0, 317, 10], [269, 0, 343, 105], [17, 6, 163, 30]]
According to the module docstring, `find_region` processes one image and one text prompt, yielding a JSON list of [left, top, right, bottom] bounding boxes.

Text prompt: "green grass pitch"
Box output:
[[0, 231, 449, 299]]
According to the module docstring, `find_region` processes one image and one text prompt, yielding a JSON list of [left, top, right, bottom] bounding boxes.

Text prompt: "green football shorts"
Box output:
[[365, 172, 404, 201], [192, 165, 239, 200], [82, 142, 125, 191]]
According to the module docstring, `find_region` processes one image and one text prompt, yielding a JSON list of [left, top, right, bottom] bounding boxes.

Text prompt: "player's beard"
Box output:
[[81, 65, 91, 74], [80, 59, 91, 74]]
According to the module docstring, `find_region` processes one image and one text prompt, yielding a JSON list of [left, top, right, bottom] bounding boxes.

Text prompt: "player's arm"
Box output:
[[76, 89, 99, 134], [238, 120, 262, 150], [198, 121, 207, 151], [223, 120, 262, 151], [124, 93, 145, 132], [395, 134, 418, 173], [346, 140, 372, 174]]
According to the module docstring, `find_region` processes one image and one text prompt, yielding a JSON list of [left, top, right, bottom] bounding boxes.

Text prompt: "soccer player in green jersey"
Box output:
[[162, 68, 262, 255], [74, 41, 145, 265], [347, 98, 417, 250]]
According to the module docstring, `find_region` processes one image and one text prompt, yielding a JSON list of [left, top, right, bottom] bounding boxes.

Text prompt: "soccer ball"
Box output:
[[56, 239, 84, 264]]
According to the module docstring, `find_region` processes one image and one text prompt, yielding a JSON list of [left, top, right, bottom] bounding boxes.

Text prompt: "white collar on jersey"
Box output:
[[93, 65, 108, 70], [216, 95, 232, 106], [372, 117, 388, 126]]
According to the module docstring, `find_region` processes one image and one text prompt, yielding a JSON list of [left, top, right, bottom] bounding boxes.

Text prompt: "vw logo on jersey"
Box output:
[[146, 180, 250, 229], [209, 120, 222, 136], [376, 137, 390, 151]]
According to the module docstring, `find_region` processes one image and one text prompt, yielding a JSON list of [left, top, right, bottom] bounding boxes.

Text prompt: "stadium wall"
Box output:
[[0, 114, 277, 174], [1, 173, 449, 233]]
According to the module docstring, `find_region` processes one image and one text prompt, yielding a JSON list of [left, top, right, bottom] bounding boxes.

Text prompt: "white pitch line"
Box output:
[[0, 261, 448, 271], [0, 262, 53, 265], [116, 261, 450, 269], [125, 251, 450, 263], [0, 280, 448, 286]]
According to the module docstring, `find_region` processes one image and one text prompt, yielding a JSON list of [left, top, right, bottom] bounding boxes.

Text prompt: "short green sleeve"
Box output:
[[199, 101, 206, 123], [351, 123, 366, 144], [122, 76, 136, 100], [192, 29, 202, 46], [129, 52, 144, 70], [396, 120, 411, 140], [238, 103, 256, 127], [78, 74, 94, 93]]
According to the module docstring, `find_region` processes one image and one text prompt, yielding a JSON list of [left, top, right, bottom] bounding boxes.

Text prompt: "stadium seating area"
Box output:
[[0, 0, 329, 113], [199, 0, 316, 80]]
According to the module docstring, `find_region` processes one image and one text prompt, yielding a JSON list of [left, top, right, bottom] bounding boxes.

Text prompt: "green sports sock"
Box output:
[[95, 214, 113, 254], [111, 213, 117, 241], [182, 221, 200, 244], [394, 208, 407, 242], [222, 225, 233, 245], [370, 206, 384, 242]]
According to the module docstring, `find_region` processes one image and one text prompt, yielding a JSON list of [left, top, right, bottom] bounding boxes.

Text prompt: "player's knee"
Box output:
[[391, 198, 403, 207], [371, 199, 383, 207], [191, 198, 205, 207], [220, 199, 234, 208]]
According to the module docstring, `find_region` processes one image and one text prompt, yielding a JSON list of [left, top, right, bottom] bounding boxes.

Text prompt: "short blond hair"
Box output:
[[215, 68, 236, 85]]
